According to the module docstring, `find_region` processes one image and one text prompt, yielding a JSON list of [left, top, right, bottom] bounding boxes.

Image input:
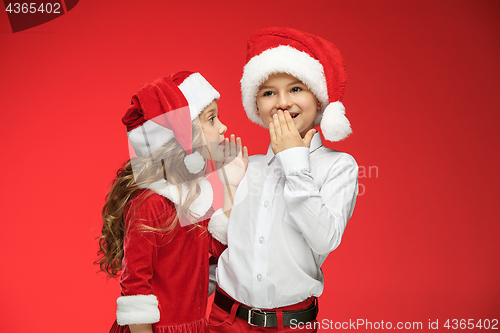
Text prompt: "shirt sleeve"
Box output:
[[116, 192, 169, 326], [276, 147, 359, 255]]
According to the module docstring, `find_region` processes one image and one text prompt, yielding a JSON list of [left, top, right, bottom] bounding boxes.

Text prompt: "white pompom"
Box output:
[[320, 101, 352, 142], [184, 151, 205, 174]]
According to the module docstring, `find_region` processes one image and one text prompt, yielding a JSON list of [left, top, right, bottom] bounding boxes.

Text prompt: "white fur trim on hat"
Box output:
[[241, 45, 329, 127], [146, 178, 213, 219], [127, 119, 175, 157], [178, 72, 220, 120], [321, 101, 352, 141], [207, 208, 228, 245], [116, 294, 160, 326], [184, 151, 205, 174]]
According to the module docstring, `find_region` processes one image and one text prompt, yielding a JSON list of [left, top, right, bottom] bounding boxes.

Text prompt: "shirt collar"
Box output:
[[266, 131, 323, 165]]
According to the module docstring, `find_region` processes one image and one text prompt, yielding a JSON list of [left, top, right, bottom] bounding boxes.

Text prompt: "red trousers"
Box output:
[[208, 290, 318, 333]]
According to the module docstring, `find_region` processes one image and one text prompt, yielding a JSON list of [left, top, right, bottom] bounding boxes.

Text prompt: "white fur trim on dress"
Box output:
[[184, 151, 206, 174], [146, 178, 213, 219], [178, 72, 220, 120], [321, 101, 352, 141], [116, 294, 160, 326], [207, 208, 228, 245], [127, 118, 175, 157], [241, 45, 329, 128]]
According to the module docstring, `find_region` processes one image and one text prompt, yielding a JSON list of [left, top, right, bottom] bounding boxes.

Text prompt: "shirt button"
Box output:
[[259, 237, 264, 243], [263, 201, 268, 207], [257, 274, 262, 280]]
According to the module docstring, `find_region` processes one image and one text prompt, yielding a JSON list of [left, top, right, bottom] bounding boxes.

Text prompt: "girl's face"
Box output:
[[256, 73, 321, 138], [198, 100, 227, 161]]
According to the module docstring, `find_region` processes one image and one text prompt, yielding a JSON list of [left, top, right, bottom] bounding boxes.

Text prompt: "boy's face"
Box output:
[[197, 100, 227, 161], [256, 73, 321, 138]]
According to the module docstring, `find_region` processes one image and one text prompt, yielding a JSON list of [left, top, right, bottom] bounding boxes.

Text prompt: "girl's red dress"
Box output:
[[109, 188, 226, 333]]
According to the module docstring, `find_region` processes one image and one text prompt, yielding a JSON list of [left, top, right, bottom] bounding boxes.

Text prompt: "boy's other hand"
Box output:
[[269, 110, 316, 154]]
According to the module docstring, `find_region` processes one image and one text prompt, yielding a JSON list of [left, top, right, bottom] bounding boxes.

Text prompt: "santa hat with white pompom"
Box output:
[[123, 71, 220, 173], [241, 27, 351, 141]]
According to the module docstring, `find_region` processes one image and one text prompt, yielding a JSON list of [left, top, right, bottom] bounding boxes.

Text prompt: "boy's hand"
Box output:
[[269, 110, 316, 154]]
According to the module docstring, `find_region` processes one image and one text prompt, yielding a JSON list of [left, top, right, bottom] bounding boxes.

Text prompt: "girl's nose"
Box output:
[[220, 122, 227, 135]]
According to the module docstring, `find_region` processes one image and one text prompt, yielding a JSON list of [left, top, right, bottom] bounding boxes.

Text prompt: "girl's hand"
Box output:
[[129, 324, 153, 333], [217, 134, 248, 189], [269, 110, 316, 154]]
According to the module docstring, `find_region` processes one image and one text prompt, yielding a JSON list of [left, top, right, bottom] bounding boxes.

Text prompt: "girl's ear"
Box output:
[[256, 107, 260, 116]]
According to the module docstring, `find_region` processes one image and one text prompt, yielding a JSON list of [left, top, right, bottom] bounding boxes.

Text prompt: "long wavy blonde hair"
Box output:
[[95, 124, 207, 278]]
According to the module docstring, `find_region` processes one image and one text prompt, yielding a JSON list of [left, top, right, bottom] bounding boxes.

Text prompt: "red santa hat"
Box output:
[[123, 71, 220, 173], [241, 27, 351, 142]]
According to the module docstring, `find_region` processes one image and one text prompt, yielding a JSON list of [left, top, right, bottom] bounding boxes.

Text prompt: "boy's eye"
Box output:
[[209, 116, 216, 122], [262, 91, 275, 97], [291, 87, 302, 93]]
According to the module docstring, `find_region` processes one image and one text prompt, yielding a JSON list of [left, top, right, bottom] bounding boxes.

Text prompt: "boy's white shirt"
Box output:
[[216, 132, 358, 308]]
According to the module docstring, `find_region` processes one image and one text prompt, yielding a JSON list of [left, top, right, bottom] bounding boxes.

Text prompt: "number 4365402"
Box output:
[[5, 3, 61, 14], [444, 319, 498, 330]]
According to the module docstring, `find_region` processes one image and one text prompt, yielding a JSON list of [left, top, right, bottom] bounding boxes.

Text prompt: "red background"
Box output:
[[1, 0, 499, 331]]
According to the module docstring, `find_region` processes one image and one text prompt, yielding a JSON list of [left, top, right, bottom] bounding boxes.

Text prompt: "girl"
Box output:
[[95, 71, 247, 333]]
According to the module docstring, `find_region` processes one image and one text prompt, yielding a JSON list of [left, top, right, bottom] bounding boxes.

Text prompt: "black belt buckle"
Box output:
[[248, 308, 267, 327]]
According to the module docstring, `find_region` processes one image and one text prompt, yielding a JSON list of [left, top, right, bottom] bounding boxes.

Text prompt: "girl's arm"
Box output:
[[208, 135, 248, 246], [116, 193, 166, 328]]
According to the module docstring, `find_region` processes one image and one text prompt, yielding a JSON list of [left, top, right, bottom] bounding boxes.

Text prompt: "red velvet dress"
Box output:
[[109, 189, 226, 333]]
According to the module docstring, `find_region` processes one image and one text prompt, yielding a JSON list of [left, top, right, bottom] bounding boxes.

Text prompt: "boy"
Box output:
[[208, 27, 359, 332]]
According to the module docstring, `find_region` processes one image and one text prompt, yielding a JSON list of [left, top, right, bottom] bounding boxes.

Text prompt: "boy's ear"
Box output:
[[256, 107, 260, 116]]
